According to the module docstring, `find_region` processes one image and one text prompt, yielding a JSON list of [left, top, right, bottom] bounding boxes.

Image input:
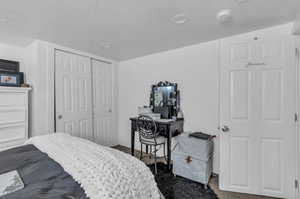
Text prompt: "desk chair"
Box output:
[[136, 115, 167, 174]]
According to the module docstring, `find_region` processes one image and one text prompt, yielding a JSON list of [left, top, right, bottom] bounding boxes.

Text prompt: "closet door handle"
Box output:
[[58, 115, 63, 120]]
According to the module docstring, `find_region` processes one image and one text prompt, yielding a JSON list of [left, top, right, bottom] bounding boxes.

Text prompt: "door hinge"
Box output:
[[295, 113, 298, 122], [295, 180, 299, 189]]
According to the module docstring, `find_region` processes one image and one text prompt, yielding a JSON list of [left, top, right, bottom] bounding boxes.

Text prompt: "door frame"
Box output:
[[296, 37, 300, 199]]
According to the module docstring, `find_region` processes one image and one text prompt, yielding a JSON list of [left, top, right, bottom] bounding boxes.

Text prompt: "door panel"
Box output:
[[261, 139, 283, 193], [229, 136, 250, 188], [261, 70, 282, 121], [220, 36, 295, 198], [92, 59, 113, 146], [230, 71, 249, 120], [229, 42, 250, 67], [55, 50, 93, 140]]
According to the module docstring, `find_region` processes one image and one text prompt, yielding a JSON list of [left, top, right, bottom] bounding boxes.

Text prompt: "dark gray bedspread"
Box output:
[[0, 144, 88, 199]]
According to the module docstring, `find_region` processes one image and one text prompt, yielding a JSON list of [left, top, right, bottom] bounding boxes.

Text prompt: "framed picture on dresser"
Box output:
[[0, 72, 24, 87]]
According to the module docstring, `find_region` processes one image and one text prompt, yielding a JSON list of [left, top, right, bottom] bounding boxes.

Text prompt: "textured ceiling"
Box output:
[[0, 0, 299, 60]]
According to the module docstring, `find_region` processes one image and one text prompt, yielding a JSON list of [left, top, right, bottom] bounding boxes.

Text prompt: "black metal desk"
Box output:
[[130, 117, 184, 170]]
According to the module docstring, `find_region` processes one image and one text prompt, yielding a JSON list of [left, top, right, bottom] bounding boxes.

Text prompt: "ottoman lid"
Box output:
[[174, 132, 214, 160]]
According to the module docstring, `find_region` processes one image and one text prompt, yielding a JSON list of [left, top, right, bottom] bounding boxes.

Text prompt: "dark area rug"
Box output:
[[148, 163, 219, 199]]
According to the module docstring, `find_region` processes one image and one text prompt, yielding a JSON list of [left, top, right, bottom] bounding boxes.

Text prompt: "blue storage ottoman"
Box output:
[[172, 132, 214, 186]]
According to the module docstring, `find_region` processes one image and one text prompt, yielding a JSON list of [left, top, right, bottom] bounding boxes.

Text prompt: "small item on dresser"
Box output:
[[21, 83, 30, 88], [0, 59, 19, 73], [0, 170, 24, 197], [0, 72, 24, 87], [189, 132, 216, 141]]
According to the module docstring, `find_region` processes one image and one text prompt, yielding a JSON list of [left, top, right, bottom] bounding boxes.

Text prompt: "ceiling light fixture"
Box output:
[[217, 9, 232, 24], [171, 14, 188, 24]]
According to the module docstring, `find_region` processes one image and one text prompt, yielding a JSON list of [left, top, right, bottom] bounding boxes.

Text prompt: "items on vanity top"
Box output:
[[138, 106, 161, 120], [172, 132, 214, 187], [138, 106, 152, 115]]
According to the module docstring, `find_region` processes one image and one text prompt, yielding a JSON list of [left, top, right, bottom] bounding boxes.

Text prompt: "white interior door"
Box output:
[[55, 50, 93, 140], [220, 35, 296, 198], [92, 59, 113, 146]]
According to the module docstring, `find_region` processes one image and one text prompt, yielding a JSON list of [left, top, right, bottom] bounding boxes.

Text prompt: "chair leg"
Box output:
[[154, 145, 157, 175], [140, 143, 143, 160], [163, 143, 167, 163], [149, 145, 152, 159]]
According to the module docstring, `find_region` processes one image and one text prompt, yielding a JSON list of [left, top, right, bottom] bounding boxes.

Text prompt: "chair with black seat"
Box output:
[[136, 115, 167, 174]]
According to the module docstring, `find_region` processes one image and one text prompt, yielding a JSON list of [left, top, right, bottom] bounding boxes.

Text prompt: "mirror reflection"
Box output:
[[150, 81, 180, 119]]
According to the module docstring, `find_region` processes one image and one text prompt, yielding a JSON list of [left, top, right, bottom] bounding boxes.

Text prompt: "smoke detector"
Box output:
[[217, 9, 232, 23]]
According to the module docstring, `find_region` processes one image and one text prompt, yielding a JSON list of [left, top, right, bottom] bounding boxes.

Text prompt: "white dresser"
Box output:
[[0, 87, 31, 151]]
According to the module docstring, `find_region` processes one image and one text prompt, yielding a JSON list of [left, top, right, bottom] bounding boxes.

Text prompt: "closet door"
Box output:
[[92, 59, 113, 146], [55, 50, 93, 140], [220, 35, 296, 198]]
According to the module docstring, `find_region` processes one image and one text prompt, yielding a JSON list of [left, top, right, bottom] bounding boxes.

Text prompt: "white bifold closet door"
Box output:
[[220, 35, 296, 198], [55, 50, 114, 146], [55, 50, 94, 140], [91, 59, 113, 146]]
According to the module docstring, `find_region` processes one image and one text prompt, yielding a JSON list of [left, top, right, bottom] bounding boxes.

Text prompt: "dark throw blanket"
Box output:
[[0, 145, 88, 199]]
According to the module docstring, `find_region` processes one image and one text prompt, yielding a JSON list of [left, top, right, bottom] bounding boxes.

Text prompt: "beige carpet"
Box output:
[[112, 145, 278, 199]]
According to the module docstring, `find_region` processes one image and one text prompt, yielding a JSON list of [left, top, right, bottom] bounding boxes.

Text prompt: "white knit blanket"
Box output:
[[26, 133, 161, 199]]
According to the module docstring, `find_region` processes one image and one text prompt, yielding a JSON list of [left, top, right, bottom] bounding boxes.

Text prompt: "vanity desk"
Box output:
[[130, 117, 184, 170], [130, 81, 184, 171]]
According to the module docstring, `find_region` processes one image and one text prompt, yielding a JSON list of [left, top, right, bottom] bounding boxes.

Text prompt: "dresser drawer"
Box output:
[[0, 92, 26, 107], [0, 125, 27, 143], [0, 109, 26, 124]]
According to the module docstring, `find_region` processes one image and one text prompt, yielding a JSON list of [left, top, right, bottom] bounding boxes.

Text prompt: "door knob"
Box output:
[[108, 109, 112, 113], [221, 125, 230, 132], [58, 115, 63, 120]]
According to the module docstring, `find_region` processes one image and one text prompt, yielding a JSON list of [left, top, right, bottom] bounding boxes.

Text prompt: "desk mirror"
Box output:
[[150, 81, 180, 119]]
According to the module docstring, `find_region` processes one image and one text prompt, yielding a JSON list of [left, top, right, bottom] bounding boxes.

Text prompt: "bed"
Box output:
[[0, 133, 162, 199]]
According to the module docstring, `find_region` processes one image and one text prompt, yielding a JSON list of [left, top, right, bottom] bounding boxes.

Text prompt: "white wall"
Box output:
[[0, 43, 26, 74], [118, 40, 221, 172]]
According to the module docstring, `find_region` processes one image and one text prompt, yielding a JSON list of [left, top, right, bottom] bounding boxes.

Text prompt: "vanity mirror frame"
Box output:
[[149, 81, 180, 119]]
